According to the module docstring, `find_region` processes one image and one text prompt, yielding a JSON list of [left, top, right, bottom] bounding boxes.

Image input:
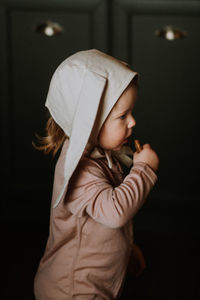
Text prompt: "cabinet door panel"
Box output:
[[11, 11, 91, 188], [131, 15, 200, 194], [113, 3, 200, 200], [1, 0, 107, 219]]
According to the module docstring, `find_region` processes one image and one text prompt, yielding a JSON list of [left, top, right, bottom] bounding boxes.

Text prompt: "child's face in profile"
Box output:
[[98, 82, 137, 151]]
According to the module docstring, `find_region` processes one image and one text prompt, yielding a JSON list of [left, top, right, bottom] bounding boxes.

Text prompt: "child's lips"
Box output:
[[126, 135, 131, 142], [122, 135, 132, 146], [124, 135, 132, 146]]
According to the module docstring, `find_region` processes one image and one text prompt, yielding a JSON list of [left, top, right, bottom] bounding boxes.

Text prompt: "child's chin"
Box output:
[[113, 145, 123, 151]]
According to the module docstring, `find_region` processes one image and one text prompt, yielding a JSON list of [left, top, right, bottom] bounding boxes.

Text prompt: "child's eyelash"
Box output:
[[119, 114, 126, 120]]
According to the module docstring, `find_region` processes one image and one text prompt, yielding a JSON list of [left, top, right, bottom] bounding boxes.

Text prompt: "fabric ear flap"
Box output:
[[53, 70, 107, 208]]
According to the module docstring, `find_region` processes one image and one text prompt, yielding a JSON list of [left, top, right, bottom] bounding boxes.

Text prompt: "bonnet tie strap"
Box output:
[[90, 145, 133, 169]]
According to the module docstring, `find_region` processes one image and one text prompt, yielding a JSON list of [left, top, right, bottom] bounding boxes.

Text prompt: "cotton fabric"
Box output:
[[34, 140, 157, 299]]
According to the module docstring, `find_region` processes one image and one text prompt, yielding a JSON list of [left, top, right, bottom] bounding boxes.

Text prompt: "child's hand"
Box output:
[[133, 144, 159, 172]]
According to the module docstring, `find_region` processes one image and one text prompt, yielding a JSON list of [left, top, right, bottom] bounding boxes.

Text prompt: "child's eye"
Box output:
[[119, 114, 126, 120]]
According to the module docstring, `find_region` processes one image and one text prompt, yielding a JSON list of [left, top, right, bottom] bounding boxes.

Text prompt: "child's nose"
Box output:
[[128, 115, 136, 128]]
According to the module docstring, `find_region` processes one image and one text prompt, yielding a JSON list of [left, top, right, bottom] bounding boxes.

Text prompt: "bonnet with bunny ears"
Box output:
[[45, 49, 137, 207]]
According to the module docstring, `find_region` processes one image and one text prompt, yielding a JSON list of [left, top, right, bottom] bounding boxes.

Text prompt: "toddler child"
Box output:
[[34, 49, 159, 299]]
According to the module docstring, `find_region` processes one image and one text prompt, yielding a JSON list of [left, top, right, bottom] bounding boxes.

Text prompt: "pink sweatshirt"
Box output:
[[34, 140, 157, 299]]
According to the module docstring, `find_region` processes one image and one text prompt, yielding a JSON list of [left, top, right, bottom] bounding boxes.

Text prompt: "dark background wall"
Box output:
[[0, 0, 200, 299]]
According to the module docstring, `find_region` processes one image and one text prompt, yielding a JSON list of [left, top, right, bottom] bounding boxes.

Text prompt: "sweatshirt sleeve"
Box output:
[[65, 159, 157, 228]]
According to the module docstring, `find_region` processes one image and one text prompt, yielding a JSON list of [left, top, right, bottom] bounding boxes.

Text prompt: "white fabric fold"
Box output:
[[49, 70, 107, 208], [90, 145, 134, 169]]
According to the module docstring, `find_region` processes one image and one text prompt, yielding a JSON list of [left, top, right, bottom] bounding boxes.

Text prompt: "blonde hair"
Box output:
[[33, 116, 67, 156]]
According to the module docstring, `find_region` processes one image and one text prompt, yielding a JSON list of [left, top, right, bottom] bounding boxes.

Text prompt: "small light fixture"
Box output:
[[35, 21, 64, 37], [155, 26, 187, 41]]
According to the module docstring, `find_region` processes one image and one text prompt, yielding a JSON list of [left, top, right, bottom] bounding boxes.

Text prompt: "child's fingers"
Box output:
[[134, 143, 151, 153], [134, 140, 152, 154], [142, 143, 151, 149]]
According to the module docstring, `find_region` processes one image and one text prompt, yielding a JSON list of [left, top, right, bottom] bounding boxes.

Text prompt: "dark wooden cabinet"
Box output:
[[0, 0, 108, 220], [1, 0, 200, 231], [112, 1, 200, 235]]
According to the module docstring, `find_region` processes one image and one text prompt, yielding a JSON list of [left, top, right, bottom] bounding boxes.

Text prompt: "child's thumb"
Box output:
[[142, 143, 151, 149]]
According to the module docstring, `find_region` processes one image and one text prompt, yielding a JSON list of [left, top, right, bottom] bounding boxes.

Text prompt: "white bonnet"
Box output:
[[45, 49, 137, 207]]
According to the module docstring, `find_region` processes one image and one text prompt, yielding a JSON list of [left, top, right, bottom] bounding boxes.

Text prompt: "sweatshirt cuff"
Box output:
[[131, 162, 158, 185]]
